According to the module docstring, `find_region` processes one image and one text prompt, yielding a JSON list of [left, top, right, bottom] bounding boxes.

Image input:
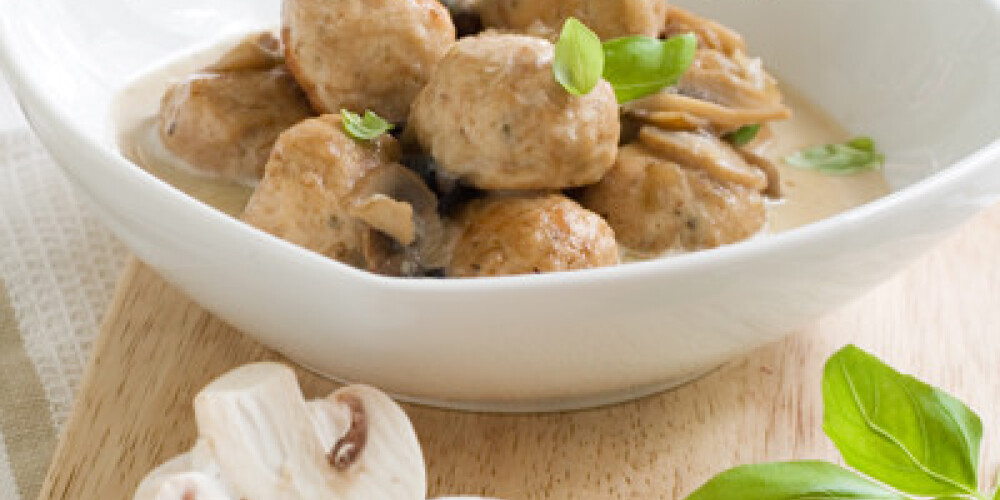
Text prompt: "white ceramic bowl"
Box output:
[[2, 0, 999, 412]]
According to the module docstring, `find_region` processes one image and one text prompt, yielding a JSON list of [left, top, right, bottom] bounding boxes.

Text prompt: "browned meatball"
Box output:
[[283, 0, 456, 123], [450, 194, 619, 277], [159, 35, 313, 182], [579, 143, 765, 254], [410, 34, 619, 190], [241, 115, 401, 267], [477, 0, 667, 40]]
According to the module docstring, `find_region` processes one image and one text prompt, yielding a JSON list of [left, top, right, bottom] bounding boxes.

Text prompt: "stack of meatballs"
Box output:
[[159, 0, 784, 278]]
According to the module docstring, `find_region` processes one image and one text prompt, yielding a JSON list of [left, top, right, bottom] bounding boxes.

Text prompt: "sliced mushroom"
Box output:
[[137, 472, 231, 500], [737, 148, 782, 199], [639, 127, 768, 192], [353, 195, 417, 247], [629, 8, 791, 136], [664, 6, 746, 56], [308, 384, 426, 495], [134, 363, 426, 500], [133, 441, 236, 500], [625, 92, 790, 133], [625, 109, 709, 132], [678, 49, 786, 114], [350, 164, 448, 276]]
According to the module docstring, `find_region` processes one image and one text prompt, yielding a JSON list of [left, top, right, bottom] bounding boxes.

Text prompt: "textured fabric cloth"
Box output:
[[0, 76, 128, 499]]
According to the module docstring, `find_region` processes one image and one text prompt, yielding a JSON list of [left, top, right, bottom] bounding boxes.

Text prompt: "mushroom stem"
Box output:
[[194, 364, 331, 500], [352, 195, 417, 246]]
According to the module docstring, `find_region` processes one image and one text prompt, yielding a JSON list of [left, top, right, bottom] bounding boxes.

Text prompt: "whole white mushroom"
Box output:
[[133, 363, 426, 500]]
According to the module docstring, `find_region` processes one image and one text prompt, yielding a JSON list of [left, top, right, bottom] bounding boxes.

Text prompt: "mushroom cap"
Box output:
[[350, 163, 448, 276], [283, 0, 456, 123], [409, 33, 620, 190], [308, 385, 427, 500], [450, 194, 619, 277]]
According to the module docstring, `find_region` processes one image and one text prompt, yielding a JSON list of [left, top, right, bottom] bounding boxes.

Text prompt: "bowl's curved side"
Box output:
[[2, 0, 1000, 411], [20, 106, 1000, 410]]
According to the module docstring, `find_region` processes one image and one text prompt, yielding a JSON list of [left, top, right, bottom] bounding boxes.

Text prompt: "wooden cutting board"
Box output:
[[38, 203, 1000, 500]]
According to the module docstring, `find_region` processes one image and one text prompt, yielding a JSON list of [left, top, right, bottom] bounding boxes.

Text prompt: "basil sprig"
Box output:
[[553, 17, 604, 96], [824, 346, 982, 496], [725, 124, 762, 146], [686, 462, 908, 500], [684, 345, 991, 500], [601, 33, 697, 103], [785, 137, 885, 174], [553, 18, 697, 103], [341, 109, 394, 141]]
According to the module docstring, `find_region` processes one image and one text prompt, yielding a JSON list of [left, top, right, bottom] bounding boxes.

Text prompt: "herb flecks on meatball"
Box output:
[[450, 194, 619, 277], [241, 115, 402, 267], [579, 143, 766, 254], [159, 33, 313, 183], [410, 33, 620, 190], [283, 0, 456, 123], [477, 0, 667, 40]]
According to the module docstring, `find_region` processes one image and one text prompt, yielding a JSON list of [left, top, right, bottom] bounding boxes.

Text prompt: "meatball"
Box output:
[[450, 194, 619, 277], [283, 0, 456, 123], [579, 144, 765, 254], [241, 115, 401, 267], [159, 35, 313, 182], [410, 34, 620, 190], [477, 0, 667, 40]]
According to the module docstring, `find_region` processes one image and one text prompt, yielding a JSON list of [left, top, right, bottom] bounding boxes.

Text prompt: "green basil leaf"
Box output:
[[847, 136, 876, 153], [685, 461, 907, 500], [993, 471, 1000, 500], [553, 17, 604, 96], [784, 137, 884, 175], [602, 33, 697, 104], [725, 124, 762, 146], [823, 345, 983, 496], [341, 109, 393, 141]]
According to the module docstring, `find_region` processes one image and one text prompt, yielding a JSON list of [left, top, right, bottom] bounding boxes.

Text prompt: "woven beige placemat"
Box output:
[[0, 281, 56, 499], [0, 78, 128, 500]]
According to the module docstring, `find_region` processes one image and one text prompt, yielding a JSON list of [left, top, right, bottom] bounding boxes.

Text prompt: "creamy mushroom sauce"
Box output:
[[115, 36, 889, 264]]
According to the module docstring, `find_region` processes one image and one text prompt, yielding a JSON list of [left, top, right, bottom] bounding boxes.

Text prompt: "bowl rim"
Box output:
[[1, 3, 999, 295]]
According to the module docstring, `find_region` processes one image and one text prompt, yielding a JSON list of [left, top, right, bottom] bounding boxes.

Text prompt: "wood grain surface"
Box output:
[[38, 203, 1000, 500]]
